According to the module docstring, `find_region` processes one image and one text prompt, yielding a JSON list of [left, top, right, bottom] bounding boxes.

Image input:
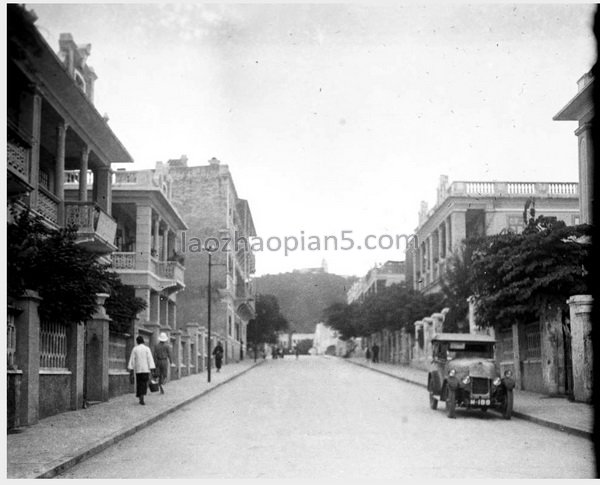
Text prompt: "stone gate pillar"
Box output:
[[15, 291, 42, 426], [567, 295, 593, 403], [85, 293, 111, 402]]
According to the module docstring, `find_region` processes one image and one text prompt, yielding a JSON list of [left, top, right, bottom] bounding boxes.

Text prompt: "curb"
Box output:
[[341, 358, 593, 441], [33, 361, 264, 479]]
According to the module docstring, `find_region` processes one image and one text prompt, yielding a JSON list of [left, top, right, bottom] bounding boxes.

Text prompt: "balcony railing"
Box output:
[[156, 261, 185, 284], [8, 139, 30, 182], [447, 181, 578, 199], [64, 170, 94, 186], [111, 252, 136, 269], [37, 187, 59, 224], [65, 202, 117, 250]]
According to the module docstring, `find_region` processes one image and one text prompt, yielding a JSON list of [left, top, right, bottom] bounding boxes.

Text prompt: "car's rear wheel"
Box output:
[[502, 390, 513, 420], [429, 391, 438, 410], [446, 388, 456, 419]]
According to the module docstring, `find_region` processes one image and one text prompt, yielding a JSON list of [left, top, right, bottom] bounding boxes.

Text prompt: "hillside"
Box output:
[[254, 272, 356, 333]]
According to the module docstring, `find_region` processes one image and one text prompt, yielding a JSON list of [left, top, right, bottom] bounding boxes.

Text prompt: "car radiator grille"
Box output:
[[471, 378, 490, 395]]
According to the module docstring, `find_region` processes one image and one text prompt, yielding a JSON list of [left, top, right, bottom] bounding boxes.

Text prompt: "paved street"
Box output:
[[57, 356, 594, 479]]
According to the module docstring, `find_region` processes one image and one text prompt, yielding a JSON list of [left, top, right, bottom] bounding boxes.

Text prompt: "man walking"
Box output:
[[128, 335, 156, 405], [213, 341, 224, 372], [153, 332, 172, 394], [371, 343, 380, 364]]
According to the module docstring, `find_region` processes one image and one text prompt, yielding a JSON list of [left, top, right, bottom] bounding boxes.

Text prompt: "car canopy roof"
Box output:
[[432, 333, 496, 343]]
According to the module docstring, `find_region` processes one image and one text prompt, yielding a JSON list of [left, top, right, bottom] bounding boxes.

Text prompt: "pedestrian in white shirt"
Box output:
[[128, 335, 156, 405]]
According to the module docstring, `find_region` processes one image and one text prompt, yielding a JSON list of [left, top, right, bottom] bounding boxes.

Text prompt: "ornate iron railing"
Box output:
[[37, 187, 59, 224], [111, 252, 136, 269], [64, 202, 117, 246], [40, 321, 68, 369]]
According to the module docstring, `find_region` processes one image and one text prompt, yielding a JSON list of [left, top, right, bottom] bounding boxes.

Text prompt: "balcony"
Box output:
[[7, 122, 34, 197], [65, 201, 117, 254], [110, 253, 185, 292], [155, 260, 185, 289]]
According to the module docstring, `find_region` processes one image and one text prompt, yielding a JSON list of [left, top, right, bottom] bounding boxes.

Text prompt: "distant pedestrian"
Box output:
[[272, 346, 278, 359], [153, 332, 172, 394], [128, 335, 156, 405], [371, 343, 380, 364], [366, 348, 371, 361], [295, 346, 300, 359], [213, 342, 224, 372]]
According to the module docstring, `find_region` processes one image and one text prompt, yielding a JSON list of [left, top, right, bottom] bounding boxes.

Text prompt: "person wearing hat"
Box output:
[[153, 332, 173, 394]]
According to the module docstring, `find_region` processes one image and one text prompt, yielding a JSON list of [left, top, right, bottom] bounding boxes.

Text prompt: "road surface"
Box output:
[[58, 356, 595, 479]]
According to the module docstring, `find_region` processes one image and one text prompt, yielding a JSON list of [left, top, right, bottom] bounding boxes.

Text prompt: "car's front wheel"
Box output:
[[502, 390, 513, 420], [429, 391, 438, 410], [446, 389, 456, 419]]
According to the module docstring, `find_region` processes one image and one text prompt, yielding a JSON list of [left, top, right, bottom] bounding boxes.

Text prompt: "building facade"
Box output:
[[347, 260, 406, 304], [166, 156, 256, 365], [554, 71, 594, 224], [408, 175, 580, 295], [96, 163, 190, 393], [7, 5, 134, 426]]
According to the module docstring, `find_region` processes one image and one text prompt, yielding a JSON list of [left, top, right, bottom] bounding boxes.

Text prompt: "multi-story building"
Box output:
[[7, 5, 133, 425], [554, 71, 594, 224], [89, 163, 189, 391], [347, 260, 406, 304], [407, 175, 580, 295], [166, 156, 256, 364]]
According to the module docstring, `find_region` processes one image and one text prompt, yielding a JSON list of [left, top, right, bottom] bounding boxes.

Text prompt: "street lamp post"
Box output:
[[207, 251, 212, 383]]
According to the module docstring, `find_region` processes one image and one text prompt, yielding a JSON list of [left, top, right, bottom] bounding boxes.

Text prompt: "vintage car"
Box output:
[[427, 333, 515, 419]]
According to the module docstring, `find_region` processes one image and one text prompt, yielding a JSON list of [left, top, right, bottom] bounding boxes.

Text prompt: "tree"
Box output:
[[247, 294, 289, 346], [104, 273, 147, 334], [324, 283, 445, 338], [439, 240, 478, 332], [470, 222, 592, 329], [8, 206, 146, 326], [295, 339, 313, 354]]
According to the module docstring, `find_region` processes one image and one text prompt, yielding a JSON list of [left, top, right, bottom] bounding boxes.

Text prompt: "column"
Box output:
[[15, 290, 42, 426], [575, 124, 593, 224], [153, 216, 160, 257], [55, 121, 68, 225], [197, 326, 206, 372], [135, 205, 152, 270], [567, 295, 593, 402], [94, 166, 112, 214], [171, 330, 182, 380], [24, 86, 42, 208], [79, 146, 89, 202], [162, 227, 169, 261], [431, 313, 444, 334], [540, 306, 562, 395], [445, 219, 452, 255], [85, 293, 111, 402], [186, 323, 199, 373], [67, 317, 85, 410], [511, 322, 522, 390]]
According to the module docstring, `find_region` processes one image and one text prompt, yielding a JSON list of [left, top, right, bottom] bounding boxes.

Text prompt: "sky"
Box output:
[[26, 2, 597, 277]]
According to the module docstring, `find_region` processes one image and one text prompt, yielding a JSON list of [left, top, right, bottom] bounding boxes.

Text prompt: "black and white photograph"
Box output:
[[5, 1, 598, 479]]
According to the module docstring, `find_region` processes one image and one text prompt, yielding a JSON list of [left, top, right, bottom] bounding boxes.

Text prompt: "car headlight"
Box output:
[[493, 377, 501, 386], [462, 375, 471, 385], [448, 369, 456, 377], [504, 370, 513, 378]]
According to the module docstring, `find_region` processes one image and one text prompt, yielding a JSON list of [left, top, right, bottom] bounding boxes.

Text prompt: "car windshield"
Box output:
[[446, 342, 494, 360]]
